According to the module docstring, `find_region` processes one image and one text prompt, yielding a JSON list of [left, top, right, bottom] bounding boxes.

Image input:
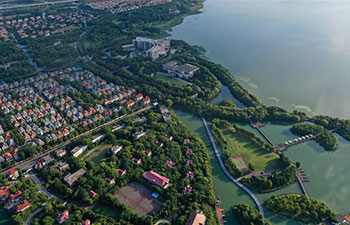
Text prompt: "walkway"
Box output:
[[202, 117, 265, 222], [250, 124, 275, 146]]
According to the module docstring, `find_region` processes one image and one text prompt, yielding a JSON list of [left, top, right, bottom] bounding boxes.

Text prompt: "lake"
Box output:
[[171, 0, 350, 119]]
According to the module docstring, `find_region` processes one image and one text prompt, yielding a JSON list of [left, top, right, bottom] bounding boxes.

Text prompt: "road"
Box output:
[[28, 173, 65, 203], [0, 0, 79, 10], [1, 106, 152, 174], [25, 205, 45, 225], [202, 117, 265, 222]]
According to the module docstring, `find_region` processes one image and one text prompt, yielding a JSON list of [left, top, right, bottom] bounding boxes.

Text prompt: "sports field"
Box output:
[[155, 72, 187, 85], [114, 182, 162, 216], [232, 156, 249, 173], [222, 128, 281, 172]]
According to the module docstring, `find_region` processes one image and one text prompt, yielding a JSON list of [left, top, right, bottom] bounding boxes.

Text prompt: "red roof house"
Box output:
[[143, 171, 170, 189], [14, 200, 31, 213], [57, 210, 69, 224]]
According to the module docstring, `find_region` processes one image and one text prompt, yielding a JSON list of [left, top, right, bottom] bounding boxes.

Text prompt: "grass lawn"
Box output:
[[155, 72, 187, 85], [93, 201, 121, 219], [222, 128, 281, 171], [85, 144, 112, 163], [0, 207, 11, 225]]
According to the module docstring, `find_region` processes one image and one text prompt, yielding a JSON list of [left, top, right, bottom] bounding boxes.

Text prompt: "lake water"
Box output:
[[171, 0, 350, 119]]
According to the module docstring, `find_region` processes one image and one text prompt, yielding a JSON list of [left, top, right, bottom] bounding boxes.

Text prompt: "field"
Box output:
[[222, 128, 281, 172], [114, 182, 162, 216], [93, 202, 121, 219], [155, 72, 188, 85], [232, 156, 249, 173]]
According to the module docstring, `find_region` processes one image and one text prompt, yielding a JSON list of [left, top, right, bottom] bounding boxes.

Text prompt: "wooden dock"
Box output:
[[250, 123, 275, 146]]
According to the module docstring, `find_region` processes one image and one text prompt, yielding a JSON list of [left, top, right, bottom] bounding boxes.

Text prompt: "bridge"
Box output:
[[202, 117, 265, 222]]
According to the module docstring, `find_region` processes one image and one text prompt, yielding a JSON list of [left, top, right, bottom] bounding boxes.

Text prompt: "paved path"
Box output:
[[202, 117, 265, 222], [1, 106, 152, 174], [154, 219, 170, 225]]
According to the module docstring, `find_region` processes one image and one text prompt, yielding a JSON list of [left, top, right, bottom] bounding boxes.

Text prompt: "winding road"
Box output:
[[202, 117, 265, 222]]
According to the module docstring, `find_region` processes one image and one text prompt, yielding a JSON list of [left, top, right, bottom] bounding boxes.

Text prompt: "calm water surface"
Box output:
[[171, 0, 350, 119]]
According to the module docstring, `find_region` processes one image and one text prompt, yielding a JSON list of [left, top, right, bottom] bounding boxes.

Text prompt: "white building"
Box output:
[[71, 145, 88, 157], [132, 37, 170, 60], [163, 61, 199, 79]]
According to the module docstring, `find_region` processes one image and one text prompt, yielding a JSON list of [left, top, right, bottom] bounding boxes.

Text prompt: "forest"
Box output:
[[290, 123, 338, 150], [265, 194, 338, 223]]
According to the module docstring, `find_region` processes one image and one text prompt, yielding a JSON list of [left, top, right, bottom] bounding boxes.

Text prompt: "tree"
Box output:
[[295, 161, 301, 168], [165, 99, 173, 107], [42, 216, 55, 225]]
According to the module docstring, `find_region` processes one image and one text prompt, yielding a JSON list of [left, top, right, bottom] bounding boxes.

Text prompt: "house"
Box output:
[[164, 134, 173, 140], [155, 141, 163, 147], [63, 168, 86, 186], [111, 145, 123, 155], [117, 169, 127, 175], [112, 124, 125, 132], [142, 97, 151, 104], [143, 170, 170, 189], [89, 190, 97, 198], [104, 178, 115, 184], [141, 150, 152, 156], [71, 145, 88, 157], [91, 134, 105, 143], [14, 200, 31, 213], [53, 161, 69, 171], [83, 219, 91, 225], [9, 190, 23, 203], [8, 169, 19, 180], [131, 158, 142, 164], [125, 100, 135, 107], [0, 186, 11, 200], [55, 148, 67, 158], [185, 211, 207, 225], [132, 131, 147, 139], [42, 155, 54, 166], [57, 210, 69, 224], [135, 93, 143, 101]]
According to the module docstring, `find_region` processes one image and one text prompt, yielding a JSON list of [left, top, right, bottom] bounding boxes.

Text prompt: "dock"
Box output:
[[216, 207, 225, 225], [296, 170, 309, 196], [250, 123, 275, 146]]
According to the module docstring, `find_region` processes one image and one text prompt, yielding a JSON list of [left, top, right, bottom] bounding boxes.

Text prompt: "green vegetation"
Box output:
[[37, 110, 218, 224], [290, 123, 338, 150], [31, 200, 125, 225], [232, 204, 267, 225], [265, 194, 338, 223], [312, 115, 350, 141], [155, 72, 188, 85], [241, 166, 297, 193], [0, 42, 36, 79]]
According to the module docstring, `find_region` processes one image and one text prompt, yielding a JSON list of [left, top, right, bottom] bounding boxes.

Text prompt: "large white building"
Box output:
[[163, 61, 200, 79], [132, 37, 170, 60]]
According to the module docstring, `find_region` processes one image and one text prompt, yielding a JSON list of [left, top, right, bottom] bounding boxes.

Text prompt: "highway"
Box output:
[[202, 117, 265, 222], [1, 106, 152, 174]]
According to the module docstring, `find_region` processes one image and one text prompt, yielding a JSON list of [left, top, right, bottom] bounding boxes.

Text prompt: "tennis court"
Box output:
[[114, 182, 162, 216], [232, 156, 249, 173]]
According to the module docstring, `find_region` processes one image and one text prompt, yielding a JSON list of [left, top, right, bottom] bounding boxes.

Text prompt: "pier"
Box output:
[[296, 170, 309, 196], [250, 123, 275, 146], [202, 117, 265, 222]]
